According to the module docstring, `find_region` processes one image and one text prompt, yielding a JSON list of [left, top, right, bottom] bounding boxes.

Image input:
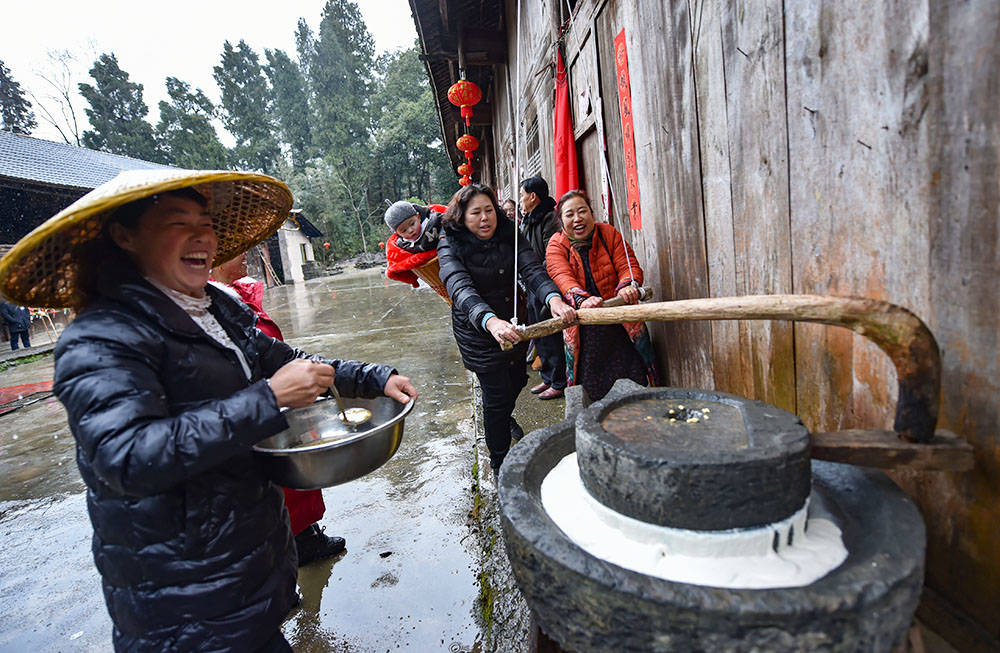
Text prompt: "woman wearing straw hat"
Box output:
[[0, 169, 417, 652]]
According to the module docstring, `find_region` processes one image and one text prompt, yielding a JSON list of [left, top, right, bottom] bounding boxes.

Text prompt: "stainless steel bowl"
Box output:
[[253, 395, 414, 489]]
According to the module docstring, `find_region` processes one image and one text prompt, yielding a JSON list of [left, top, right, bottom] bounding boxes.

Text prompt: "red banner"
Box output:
[[613, 29, 642, 230], [553, 50, 579, 199]]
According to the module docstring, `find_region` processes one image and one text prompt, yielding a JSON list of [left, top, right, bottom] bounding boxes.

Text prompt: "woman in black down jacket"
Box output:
[[0, 170, 416, 652], [437, 184, 576, 471]]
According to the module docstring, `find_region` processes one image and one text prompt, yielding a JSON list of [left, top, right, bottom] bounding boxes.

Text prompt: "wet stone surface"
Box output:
[[0, 268, 492, 652]]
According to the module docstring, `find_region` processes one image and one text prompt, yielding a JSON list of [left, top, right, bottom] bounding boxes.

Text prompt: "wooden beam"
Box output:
[[811, 429, 974, 471], [511, 295, 942, 443]]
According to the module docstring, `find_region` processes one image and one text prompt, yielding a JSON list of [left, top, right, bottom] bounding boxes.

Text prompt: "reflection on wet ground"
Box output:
[[0, 268, 487, 652]]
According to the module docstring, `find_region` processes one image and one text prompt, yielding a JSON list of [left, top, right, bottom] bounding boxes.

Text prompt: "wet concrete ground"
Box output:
[[0, 267, 566, 652]]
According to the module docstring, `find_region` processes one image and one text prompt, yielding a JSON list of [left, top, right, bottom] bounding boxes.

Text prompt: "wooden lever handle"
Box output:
[[518, 294, 940, 443]]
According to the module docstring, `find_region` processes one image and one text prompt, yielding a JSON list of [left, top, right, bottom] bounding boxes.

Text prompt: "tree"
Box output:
[[156, 77, 228, 168], [265, 49, 313, 171], [213, 40, 280, 173], [30, 49, 86, 145], [79, 53, 163, 161], [0, 59, 36, 134], [370, 47, 453, 204], [307, 0, 375, 155]]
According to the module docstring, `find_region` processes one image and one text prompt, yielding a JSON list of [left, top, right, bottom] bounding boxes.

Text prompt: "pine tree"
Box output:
[[79, 53, 163, 162], [264, 49, 313, 171], [156, 77, 228, 169], [371, 46, 453, 203], [0, 59, 37, 134], [307, 0, 375, 155], [213, 40, 280, 173]]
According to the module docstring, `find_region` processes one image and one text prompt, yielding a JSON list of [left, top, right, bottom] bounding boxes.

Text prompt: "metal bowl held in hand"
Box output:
[[254, 395, 414, 489]]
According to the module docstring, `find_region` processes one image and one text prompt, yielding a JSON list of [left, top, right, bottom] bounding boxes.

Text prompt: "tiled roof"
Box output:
[[0, 131, 176, 190]]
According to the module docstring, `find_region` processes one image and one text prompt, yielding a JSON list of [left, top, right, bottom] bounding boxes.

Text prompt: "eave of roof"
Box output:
[[0, 131, 177, 191]]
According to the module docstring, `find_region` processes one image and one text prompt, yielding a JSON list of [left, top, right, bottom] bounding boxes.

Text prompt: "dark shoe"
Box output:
[[538, 387, 564, 400], [530, 382, 550, 395], [510, 419, 524, 442], [295, 523, 346, 566]]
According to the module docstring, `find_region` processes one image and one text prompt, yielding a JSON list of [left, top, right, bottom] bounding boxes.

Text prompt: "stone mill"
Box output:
[[498, 379, 927, 652]]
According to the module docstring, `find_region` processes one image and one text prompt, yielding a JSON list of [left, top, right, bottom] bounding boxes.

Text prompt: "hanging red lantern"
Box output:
[[447, 79, 482, 127], [456, 133, 479, 153], [459, 175, 472, 187], [457, 162, 474, 176]]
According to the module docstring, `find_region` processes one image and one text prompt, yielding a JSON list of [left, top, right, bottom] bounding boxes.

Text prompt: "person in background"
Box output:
[[384, 201, 443, 254], [211, 252, 345, 566], [437, 184, 576, 472], [0, 170, 417, 652], [1, 299, 31, 350], [518, 175, 567, 400], [545, 190, 659, 401], [501, 198, 517, 223]]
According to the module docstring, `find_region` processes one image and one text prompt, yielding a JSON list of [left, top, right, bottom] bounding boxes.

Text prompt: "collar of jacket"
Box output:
[[523, 196, 556, 226], [95, 260, 249, 340]]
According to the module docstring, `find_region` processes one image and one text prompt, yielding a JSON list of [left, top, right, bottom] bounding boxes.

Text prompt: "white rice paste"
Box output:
[[540, 452, 848, 589]]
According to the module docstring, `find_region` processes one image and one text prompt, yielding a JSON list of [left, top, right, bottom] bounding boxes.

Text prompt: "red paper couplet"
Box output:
[[613, 28, 642, 230]]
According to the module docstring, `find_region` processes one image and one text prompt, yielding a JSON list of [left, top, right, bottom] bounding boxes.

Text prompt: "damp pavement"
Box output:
[[0, 266, 566, 652]]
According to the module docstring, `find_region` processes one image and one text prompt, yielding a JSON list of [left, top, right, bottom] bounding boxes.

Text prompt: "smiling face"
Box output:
[[110, 194, 218, 298], [394, 214, 422, 241], [463, 192, 498, 240], [559, 195, 596, 240]]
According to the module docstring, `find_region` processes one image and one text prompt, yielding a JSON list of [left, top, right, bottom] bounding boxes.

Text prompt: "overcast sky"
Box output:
[[2, 0, 418, 143]]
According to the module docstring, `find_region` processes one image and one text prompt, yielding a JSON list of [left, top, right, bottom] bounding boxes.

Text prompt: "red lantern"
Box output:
[[459, 176, 472, 187], [456, 133, 479, 153], [447, 80, 482, 127], [457, 163, 474, 176]]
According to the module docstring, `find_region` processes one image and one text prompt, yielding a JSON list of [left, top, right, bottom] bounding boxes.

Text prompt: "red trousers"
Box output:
[[281, 488, 326, 535]]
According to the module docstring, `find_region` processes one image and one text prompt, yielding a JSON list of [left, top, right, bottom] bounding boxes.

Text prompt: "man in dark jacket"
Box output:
[[1, 300, 31, 350], [518, 175, 567, 399]]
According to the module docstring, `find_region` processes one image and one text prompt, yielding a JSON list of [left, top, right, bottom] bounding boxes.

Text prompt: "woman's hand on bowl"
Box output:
[[486, 316, 522, 346], [269, 359, 336, 409], [548, 297, 578, 324], [384, 374, 418, 403]]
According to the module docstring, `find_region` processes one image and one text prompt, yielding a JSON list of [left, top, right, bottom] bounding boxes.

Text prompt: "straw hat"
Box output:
[[0, 169, 294, 308]]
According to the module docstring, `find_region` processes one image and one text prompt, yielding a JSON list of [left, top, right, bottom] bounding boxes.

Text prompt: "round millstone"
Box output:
[[575, 386, 811, 530], [498, 420, 925, 653]]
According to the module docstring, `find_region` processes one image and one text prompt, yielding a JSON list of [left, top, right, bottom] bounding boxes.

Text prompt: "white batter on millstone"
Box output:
[[541, 453, 848, 589]]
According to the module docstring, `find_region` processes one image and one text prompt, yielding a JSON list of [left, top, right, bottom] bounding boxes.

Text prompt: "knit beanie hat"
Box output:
[[385, 201, 419, 231]]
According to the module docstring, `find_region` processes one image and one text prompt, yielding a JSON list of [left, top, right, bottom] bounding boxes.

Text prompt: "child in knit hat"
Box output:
[[384, 201, 443, 253]]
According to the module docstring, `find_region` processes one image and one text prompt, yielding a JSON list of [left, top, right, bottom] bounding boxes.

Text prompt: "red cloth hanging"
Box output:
[[553, 50, 579, 199]]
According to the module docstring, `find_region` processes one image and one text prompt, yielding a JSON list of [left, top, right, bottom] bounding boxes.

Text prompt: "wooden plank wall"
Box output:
[[502, 0, 998, 645]]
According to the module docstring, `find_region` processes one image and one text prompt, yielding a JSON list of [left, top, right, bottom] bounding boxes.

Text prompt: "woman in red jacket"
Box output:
[[212, 253, 344, 565], [545, 190, 659, 401]]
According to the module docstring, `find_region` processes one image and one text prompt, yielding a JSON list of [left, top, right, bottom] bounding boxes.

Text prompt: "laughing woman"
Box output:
[[545, 190, 659, 401], [437, 184, 576, 472], [0, 170, 416, 652]]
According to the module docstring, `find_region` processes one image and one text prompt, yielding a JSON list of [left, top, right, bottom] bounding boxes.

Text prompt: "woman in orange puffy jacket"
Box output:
[[545, 190, 659, 400]]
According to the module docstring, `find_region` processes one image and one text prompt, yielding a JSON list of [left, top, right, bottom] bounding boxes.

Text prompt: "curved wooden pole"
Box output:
[[517, 295, 940, 443]]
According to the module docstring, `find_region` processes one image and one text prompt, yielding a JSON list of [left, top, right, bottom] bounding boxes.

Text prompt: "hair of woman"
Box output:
[[442, 184, 503, 232]]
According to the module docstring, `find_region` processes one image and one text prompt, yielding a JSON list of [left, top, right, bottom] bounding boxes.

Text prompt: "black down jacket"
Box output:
[[54, 264, 394, 651], [438, 216, 559, 372], [520, 195, 559, 265]]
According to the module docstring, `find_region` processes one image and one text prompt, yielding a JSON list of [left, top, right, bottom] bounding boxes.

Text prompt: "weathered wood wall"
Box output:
[[491, 0, 999, 646]]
